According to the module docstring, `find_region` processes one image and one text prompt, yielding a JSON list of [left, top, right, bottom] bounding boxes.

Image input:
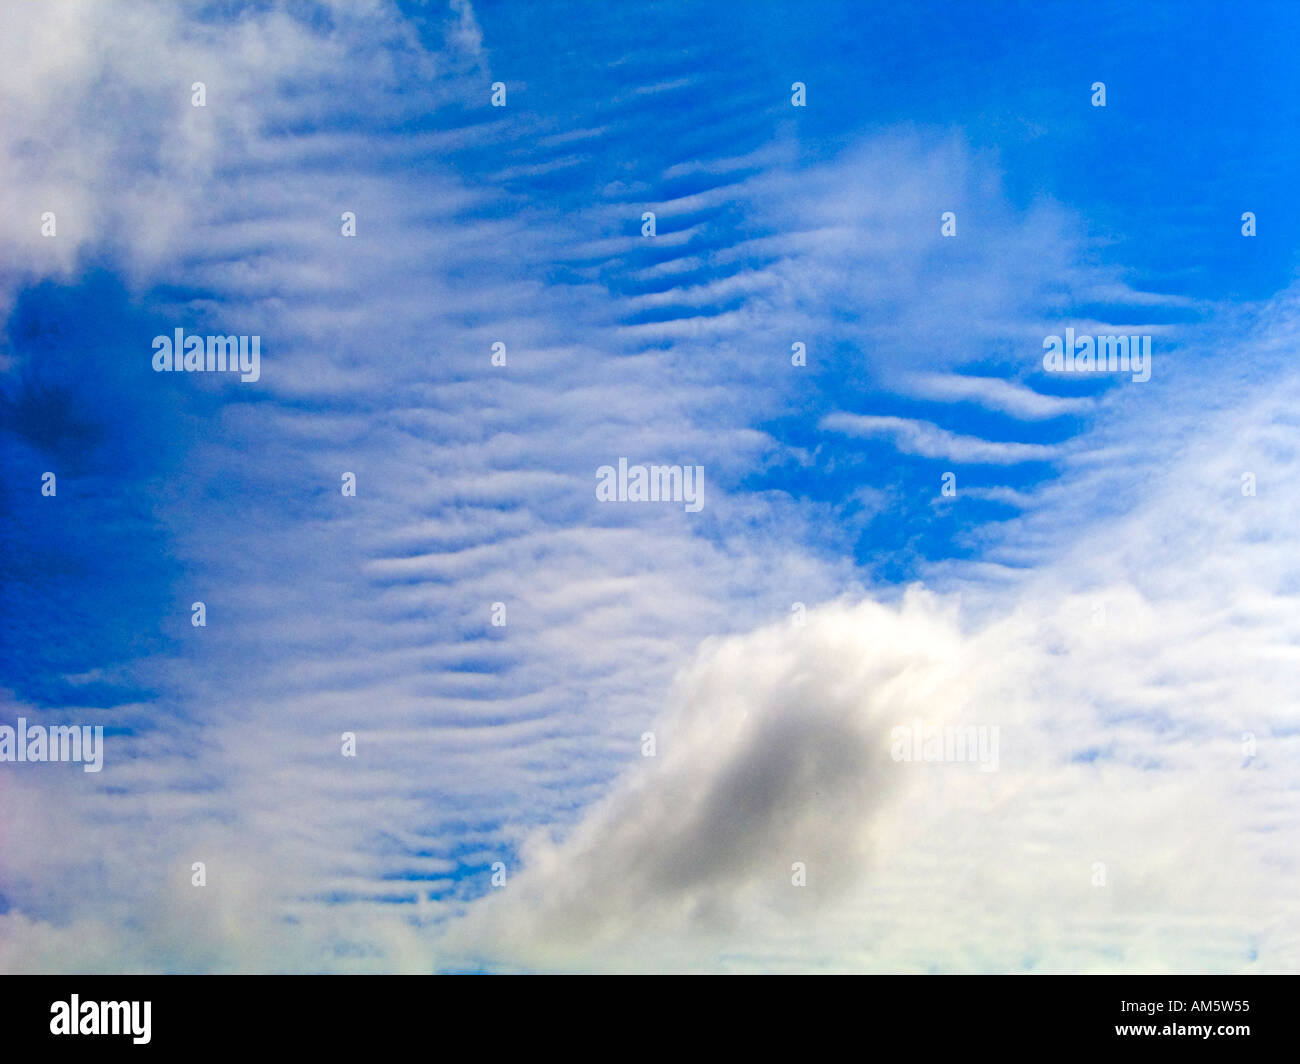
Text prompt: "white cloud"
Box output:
[[902, 372, 1092, 420], [440, 322, 1300, 970], [822, 412, 1057, 464]]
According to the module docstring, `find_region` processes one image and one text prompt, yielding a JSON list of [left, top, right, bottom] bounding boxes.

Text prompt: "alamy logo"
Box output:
[[152, 328, 261, 382], [596, 458, 704, 512], [50, 996, 150, 1044], [890, 719, 999, 772], [1042, 328, 1150, 382], [0, 718, 103, 772]]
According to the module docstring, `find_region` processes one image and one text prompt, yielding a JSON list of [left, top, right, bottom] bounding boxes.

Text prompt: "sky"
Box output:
[[2, 0, 1300, 973]]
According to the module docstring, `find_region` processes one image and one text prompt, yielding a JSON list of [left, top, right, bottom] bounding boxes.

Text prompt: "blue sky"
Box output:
[[3, 0, 1300, 972]]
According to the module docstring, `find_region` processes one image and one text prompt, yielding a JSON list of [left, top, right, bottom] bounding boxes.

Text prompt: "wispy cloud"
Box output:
[[902, 372, 1092, 420], [821, 412, 1057, 464]]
